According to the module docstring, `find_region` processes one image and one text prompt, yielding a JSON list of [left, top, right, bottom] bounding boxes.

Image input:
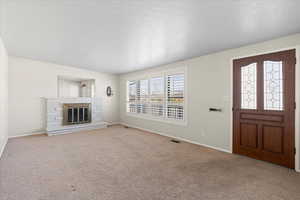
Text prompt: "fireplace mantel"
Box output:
[[45, 97, 107, 135]]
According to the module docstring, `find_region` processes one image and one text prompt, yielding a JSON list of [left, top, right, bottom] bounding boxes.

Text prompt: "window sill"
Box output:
[[125, 112, 188, 126]]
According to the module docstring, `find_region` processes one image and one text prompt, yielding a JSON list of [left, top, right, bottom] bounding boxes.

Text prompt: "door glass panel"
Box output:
[[73, 108, 78, 122], [241, 63, 257, 109], [79, 108, 84, 122], [68, 109, 73, 123], [264, 61, 283, 110], [84, 108, 89, 121]]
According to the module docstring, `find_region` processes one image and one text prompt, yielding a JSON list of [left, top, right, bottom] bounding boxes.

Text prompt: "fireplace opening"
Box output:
[[63, 103, 91, 125]]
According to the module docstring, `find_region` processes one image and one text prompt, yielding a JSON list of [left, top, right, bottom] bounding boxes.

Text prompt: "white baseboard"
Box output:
[[105, 121, 121, 126], [0, 136, 8, 159], [8, 131, 46, 139], [120, 122, 232, 154]]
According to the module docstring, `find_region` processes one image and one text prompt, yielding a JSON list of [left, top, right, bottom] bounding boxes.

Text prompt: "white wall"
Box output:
[[8, 56, 120, 137], [0, 35, 8, 158], [120, 33, 300, 171], [0, 0, 4, 35]]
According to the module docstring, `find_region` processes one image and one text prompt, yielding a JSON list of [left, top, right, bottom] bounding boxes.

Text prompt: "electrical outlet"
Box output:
[[201, 130, 205, 137]]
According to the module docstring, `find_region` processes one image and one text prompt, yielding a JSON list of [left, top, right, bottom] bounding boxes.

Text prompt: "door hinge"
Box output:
[[294, 102, 296, 110], [295, 148, 296, 155]]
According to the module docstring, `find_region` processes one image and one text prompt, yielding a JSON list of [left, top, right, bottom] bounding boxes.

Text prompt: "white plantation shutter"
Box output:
[[128, 81, 137, 113], [137, 79, 149, 114], [150, 77, 164, 116], [167, 73, 184, 120], [127, 70, 185, 122]]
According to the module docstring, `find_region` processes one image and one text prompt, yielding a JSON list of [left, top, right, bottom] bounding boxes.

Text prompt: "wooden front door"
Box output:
[[233, 49, 296, 169]]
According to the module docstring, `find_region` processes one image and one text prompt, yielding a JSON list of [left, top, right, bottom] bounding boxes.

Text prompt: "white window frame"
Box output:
[[125, 66, 188, 126]]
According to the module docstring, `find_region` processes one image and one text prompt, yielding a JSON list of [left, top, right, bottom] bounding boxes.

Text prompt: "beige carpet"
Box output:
[[0, 126, 300, 200]]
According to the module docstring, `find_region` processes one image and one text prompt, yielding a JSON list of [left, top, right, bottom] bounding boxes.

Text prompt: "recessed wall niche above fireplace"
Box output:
[[58, 76, 95, 98]]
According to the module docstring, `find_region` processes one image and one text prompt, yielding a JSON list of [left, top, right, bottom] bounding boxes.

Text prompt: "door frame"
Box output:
[[230, 46, 300, 172]]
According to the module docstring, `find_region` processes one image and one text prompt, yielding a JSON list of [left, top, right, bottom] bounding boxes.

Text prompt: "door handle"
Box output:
[[209, 108, 222, 112]]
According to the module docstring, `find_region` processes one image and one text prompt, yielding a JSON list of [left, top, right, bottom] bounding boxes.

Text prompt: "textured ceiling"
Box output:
[[1, 0, 300, 74]]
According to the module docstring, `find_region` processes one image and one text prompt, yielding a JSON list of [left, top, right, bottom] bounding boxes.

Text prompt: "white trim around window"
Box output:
[[125, 66, 188, 126]]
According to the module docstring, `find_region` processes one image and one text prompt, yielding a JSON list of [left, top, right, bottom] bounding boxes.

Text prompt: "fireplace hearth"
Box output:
[[63, 103, 91, 125]]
